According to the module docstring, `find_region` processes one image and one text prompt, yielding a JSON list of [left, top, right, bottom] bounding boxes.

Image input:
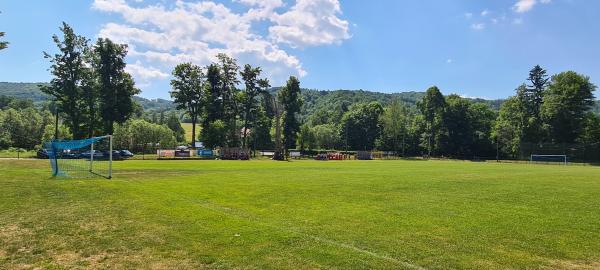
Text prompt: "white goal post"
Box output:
[[530, 154, 568, 165]]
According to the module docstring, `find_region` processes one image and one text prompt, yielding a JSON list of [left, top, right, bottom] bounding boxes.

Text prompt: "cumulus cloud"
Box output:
[[513, 0, 551, 13], [268, 0, 351, 48], [126, 61, 170, 80], [91, 0, 350, 91]]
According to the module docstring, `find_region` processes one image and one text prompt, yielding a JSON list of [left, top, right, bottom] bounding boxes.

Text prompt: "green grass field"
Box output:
[[182, 122, 195, 143], [1, 159, 599, 269]]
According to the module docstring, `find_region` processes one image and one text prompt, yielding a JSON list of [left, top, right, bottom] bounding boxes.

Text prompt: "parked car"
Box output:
[[119, 150, 134, 159], [79, 150, 105, 159], [37, 149, 50, 159], [105, 150, 123, 160]]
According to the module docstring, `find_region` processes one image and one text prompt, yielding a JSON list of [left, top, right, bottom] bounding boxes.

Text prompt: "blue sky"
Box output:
[[1, 0, 599, 99]]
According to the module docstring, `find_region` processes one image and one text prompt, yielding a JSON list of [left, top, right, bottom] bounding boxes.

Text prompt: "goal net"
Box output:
[[530, 154, 568, 165], [45, 135, 113, 179]]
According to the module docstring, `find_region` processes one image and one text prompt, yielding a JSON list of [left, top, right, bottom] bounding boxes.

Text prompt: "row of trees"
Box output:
[[295, 66, 598, 160], [0, 98, 70, 150], [41, 23, 139, 139], [494, 67, 598, 157], [169, 56, 303, 153]]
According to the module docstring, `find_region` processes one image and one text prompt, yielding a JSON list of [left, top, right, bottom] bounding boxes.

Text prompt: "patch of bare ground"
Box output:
[[543, 260, 600, 270]]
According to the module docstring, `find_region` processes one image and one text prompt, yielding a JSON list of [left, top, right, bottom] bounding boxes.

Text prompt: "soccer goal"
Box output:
[[45, 135, 113, 178], [530, 154, 568, 165]]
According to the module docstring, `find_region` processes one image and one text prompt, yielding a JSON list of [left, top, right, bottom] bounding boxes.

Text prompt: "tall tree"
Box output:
[[525, 65, 549, 116], [165, 111, 186, 143], [380, 99, 409, 156], [239, 64, 269, 149], [340, 102, 383, 150], [493, 97, 523, 158], [216, 54, 240, 147], [170, 63, 205, 148], [41, 22, 89, 139], [93, 38, 139, 135], [417, 86, 447, 156], [541, 71, 596, 144], [278, 76, 303, 151], [204, 63, 222, 126], [516, 65, 549, 143]]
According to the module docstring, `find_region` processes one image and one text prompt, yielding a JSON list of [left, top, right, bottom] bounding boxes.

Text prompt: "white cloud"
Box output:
[[126, 61, 170, 80], [471, 23, 485, 30], [446, 59, 453, 64], [268, 0, 350, 48], [464, 12, 473, 19], [513, 0, 551, 13], [91, 0, 350, 92], [481, 9, 489, 17]]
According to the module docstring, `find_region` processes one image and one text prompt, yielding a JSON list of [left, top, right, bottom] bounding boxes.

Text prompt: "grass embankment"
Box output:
[[1, 159, 599, 269]]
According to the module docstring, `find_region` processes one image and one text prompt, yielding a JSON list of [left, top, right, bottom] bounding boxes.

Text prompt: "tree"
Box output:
[[249, 107, 273, 150], [340, 102, 383, 150], [417, 86, 447, 156], [579, 113, 600, 144], [0, 108, 47, 149], [442, 95, 496, 158], [216, 54, 241, 147], [93, 38, 139, 135], [170, 63, 205, 148], [312, 124, 340, 150], [297, 124, 316, 152], [492, 97, 524, 158], [380, 99, 409, 155], [524, 65, 549, 116], [278, 76, 303, 151], [113, 119, 176, 153], [203, 64, 222, 126], [200, 120, 227, 149], [443, 95, 474, 157], [165, 111, 186, 143], [41, 22, 89, 139], [240, 64, 269, 149], [514, 66, 549, 143], [541, 71, 596, 144]]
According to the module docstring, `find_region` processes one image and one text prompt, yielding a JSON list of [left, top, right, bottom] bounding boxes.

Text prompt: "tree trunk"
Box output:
[[191, 116, 196, 149], [242, 107, 250, 149]]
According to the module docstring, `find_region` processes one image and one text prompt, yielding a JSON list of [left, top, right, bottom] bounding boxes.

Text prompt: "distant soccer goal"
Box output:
[[45, 135, 113, 179], [530, 154, 568, 165]]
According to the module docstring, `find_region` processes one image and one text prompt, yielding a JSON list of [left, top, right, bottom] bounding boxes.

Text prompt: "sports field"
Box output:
[[1, 159, 599, 269]]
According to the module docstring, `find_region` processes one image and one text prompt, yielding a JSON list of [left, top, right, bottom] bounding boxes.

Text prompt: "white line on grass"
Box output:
[[191, 199, 426, 270]]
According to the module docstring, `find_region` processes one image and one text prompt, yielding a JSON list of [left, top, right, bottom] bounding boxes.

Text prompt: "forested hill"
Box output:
[[2, 82, 598, 115], [0, 82, 50, 102], [0, 82, 176, 111]]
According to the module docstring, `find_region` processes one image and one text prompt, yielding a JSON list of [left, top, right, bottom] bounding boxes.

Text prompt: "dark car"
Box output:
[[37, 149, 50, 159], [79, 150, 105, 159], [62, 150, 79, 159], [119, 150, 134, 159], [105, 150, 123, 160]]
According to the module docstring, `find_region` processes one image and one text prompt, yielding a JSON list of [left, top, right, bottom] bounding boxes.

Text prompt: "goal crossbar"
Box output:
[[530, 154, 568, 165]]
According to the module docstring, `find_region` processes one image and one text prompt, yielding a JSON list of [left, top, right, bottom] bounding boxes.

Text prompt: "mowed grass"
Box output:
[[181, 122, 196, 143], [1, 159, 600, 269]]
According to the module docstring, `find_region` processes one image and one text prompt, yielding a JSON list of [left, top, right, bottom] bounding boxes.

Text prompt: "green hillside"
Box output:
[[0, 82, 50, 102], [2, 82, 598, 116]]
